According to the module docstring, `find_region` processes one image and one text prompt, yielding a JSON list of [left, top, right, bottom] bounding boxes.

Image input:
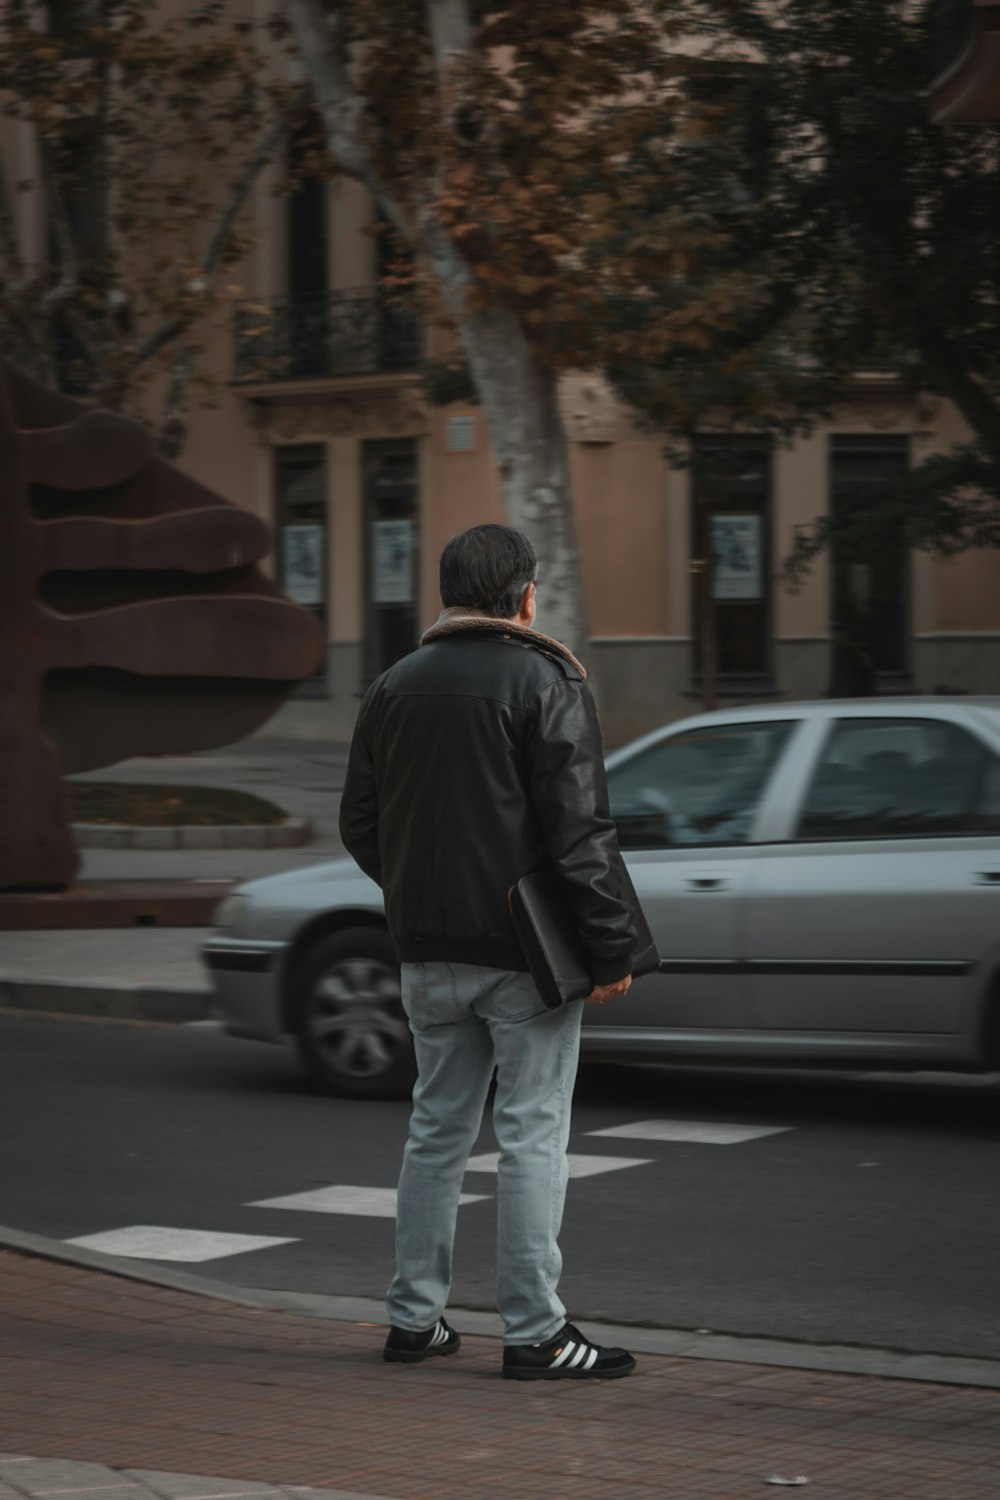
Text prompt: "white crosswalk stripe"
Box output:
[[248, 1185, 490, 1217], [465, 1152, 652, 1178], [588, 1119, 793, 1145], [62, 1117, 794, 1263], [66, 1227, 297, 1263]]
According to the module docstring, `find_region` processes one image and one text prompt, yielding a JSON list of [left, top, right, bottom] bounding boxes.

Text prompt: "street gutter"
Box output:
[[0, 978, 211, 1024]]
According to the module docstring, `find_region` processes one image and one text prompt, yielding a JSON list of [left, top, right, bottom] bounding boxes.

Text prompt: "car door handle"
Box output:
[[684, 873, 732, 892], [974, 869, 1000, 885]]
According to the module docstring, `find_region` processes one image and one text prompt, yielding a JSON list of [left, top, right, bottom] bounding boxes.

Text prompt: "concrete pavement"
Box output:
[[67, 736, 353, 884], [0, 738, 351, 1021], [0, 1456, 386, 1500]]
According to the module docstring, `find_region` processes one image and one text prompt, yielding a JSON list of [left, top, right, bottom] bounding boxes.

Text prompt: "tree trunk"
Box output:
[[420, 0, 586, 657], [451, 305, 586, 658], [413, 196, 586, 656], [279, 0, 590, 663]]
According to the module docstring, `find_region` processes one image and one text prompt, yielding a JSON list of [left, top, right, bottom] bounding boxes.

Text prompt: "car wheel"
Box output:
[[292, 927, 416, 1100]]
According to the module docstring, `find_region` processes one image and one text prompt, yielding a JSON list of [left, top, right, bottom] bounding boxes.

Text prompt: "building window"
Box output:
[[286, 123, 329, 379], [275, 444, 327, 693], [362, 439, 419, 685], [375, 220, 421, 372], [691, 436, 772, 690], [829, 435, 910, 696]]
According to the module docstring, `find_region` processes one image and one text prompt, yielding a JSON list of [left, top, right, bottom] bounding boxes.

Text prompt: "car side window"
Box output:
[[796, 718, 988, 841], [607, 721, 796, 850]]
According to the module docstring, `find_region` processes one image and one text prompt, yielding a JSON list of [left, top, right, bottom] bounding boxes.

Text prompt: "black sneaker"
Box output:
[[502, 1322, 636, 1381], [383, 1318, 461, 1364]]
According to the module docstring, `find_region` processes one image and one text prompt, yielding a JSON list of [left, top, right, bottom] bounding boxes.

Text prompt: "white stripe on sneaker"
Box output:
[[546, 1336, 601, 1372], [430, 1321, 449, 1346]]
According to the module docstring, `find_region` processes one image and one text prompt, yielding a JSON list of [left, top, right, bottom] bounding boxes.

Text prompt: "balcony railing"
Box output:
[[233, 290, 423, 384]]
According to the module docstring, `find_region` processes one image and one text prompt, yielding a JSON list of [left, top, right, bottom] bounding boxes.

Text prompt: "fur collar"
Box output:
[[420, 608, 587, 679]]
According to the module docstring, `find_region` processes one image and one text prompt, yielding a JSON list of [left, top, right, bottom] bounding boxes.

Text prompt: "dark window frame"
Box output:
[[690, 435, 775, 696], [274, 442, 328, 697], [287, 121, 329, 304], [829, 434, 912, 694], [361, 437, 420, 689], [285, 121, 330, 380]]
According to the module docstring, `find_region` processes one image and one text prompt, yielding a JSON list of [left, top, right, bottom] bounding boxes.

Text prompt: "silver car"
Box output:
[[204, 698, 1000, 1098]]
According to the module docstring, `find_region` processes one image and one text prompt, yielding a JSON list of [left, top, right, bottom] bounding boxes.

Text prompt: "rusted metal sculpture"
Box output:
[[0, 358, 324, 891]]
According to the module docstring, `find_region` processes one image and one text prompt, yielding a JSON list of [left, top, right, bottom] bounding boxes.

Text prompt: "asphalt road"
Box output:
[[3, 1012, 999, 1360]]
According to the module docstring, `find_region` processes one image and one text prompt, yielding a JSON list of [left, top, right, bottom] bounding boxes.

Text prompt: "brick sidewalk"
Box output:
[[3, 1251, 999, 1500]]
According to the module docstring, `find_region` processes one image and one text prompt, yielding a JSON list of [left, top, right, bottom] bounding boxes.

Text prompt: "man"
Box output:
[[339, 523, 638, 1381]]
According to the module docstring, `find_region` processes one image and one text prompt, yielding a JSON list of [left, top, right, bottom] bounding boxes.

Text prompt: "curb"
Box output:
[[0, 977, 212, 1024], [72, 816, 312, 850], [2, 1222, 999, 1390], [0, 879, 236, 931]]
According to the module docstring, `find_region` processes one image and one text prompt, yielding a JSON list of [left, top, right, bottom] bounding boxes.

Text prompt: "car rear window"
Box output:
[[796, 718, 991, 840]]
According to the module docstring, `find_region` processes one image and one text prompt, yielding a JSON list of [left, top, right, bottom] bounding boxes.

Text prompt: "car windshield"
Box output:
[[608, 720, 795, 849]]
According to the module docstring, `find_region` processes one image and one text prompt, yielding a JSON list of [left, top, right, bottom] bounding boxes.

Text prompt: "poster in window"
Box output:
[[712, 514, 762, 600], [282, 523, 324, 607], [373, 519, 415, 604]]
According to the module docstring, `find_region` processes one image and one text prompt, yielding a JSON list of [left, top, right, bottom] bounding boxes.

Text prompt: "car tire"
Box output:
[[292, 927, 416, 1100]]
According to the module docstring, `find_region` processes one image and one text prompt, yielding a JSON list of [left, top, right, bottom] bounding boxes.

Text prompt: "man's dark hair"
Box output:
[[439, 524, 537, 618]]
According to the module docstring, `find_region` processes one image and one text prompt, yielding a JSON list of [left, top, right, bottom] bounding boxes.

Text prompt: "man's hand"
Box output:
[[584, 975, 632, 1006]]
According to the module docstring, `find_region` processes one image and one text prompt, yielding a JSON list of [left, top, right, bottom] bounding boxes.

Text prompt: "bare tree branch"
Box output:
[[0, 147, 26, 293], [205, 122, 284, 282], [420, 0, 487, 286], [0, 142, 52, 383], [157, 343, 193, 458], [134, 120, 284, 370], [35, 133, 107, 387], [39, 137, 80, 319], [279, 0, 409, 237], [140, 121, 284, 449]]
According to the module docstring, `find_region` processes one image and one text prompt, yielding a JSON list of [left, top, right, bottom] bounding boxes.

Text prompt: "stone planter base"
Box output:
[[72, 817, 312, 850]]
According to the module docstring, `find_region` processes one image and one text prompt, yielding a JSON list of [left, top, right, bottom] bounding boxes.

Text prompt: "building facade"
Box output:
[[186, 163, 1000, 746], [6, 5, 1000, 748]]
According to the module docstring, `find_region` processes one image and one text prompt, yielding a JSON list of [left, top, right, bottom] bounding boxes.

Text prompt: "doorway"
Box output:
[[829, 435, 910, 695], [362, 440, 419, 684], [275, 444, 327, 693]]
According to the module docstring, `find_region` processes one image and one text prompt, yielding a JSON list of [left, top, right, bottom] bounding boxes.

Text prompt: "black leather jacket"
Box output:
[[339, 611, 636, 984]]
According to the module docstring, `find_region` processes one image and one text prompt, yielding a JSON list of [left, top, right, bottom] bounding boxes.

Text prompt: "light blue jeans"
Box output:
[[386, 962, 584, 1344]]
